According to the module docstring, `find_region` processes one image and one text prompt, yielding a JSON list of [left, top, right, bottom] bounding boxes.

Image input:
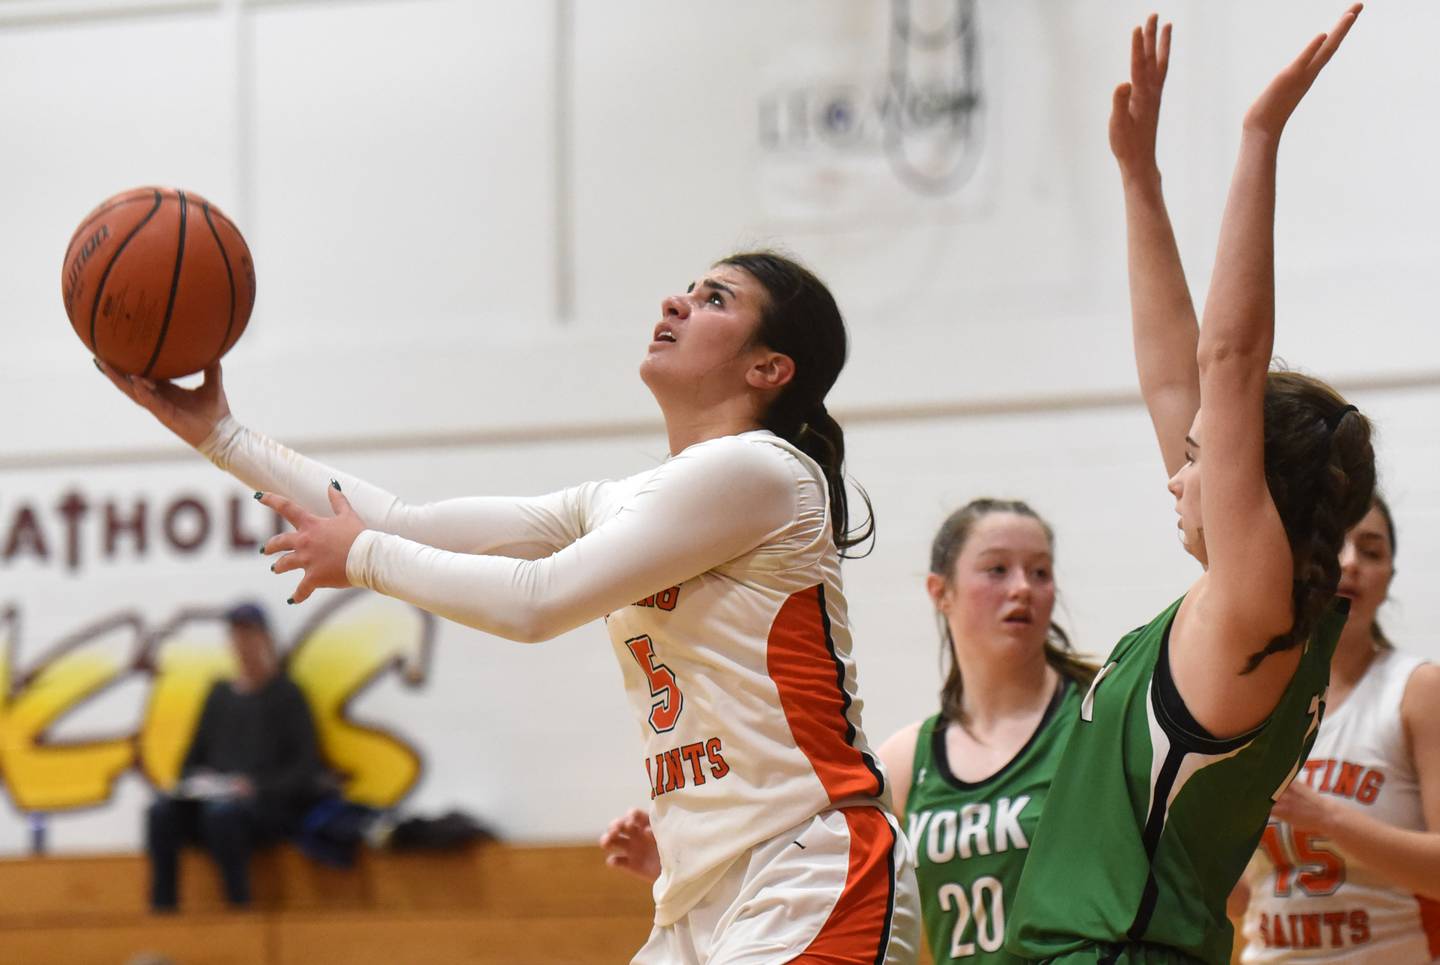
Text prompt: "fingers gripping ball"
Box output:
[[61, 187, 256, 379]]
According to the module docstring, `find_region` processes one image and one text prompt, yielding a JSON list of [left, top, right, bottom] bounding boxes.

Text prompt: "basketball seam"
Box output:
[[202, 202, 238, 362], [89, 189, 164, 353], [206, 207, 244, 236], [64, 191, 162, 256], [141, 191, 189, 378], [208, 207, 254, 269]]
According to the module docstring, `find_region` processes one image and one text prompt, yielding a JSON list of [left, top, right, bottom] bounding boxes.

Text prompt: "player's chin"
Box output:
[[1179, 532, 1208, 567], [638, 352, 683, 391]]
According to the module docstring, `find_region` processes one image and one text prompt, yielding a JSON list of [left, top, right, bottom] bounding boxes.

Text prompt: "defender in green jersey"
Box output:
[[1007, 10, 1376, 963], [880, 500, 1093, 964], [1009, 597, 1345, 963]]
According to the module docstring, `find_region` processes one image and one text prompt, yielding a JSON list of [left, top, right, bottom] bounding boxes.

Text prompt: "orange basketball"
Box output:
[[61, 187, 256, 379]]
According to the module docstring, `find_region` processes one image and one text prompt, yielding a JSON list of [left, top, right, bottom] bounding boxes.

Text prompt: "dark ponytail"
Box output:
[[929, 499, 1096, 724], [1243, 371, 1377, 672], [718, 252, 874, 556]]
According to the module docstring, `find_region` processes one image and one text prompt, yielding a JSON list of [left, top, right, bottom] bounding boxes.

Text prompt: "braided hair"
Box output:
[[1243, 371, 1377, 672]]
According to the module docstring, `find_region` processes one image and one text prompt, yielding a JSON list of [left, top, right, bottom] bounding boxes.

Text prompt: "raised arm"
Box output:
[[266, 436, 803, 642], [1111, 15, 1201, 478], [1195, 6, 1361, 630]]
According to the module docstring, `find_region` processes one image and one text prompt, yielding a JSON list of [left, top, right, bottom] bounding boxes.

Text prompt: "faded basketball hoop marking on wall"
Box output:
[[756, 0, 985, 219]]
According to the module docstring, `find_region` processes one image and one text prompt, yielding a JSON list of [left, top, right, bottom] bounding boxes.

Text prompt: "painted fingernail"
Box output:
[[269, 563, 276, 573], [259, 545, 266, 555], [92, 358, 102, 373], [286, 597, 295, 606], [253, 492, 263, 501], [330, 479, 342, 492]]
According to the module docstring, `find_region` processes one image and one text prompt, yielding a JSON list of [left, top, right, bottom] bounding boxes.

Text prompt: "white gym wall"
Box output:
[[0, 0, 1434, 851]]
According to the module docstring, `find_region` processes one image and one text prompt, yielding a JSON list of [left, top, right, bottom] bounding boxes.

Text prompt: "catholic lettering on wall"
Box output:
[[0, 487, 284, 571], [755, 0, 991, 226]]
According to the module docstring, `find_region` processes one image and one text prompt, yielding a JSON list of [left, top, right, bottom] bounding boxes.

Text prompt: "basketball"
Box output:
[[61, 186, 256, 379]]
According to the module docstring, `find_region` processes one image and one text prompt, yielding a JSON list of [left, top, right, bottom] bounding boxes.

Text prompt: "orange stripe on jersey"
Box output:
[[1418, 893, 1440, 959], [791, 807, 897, 965], [767, 585, 884, 803]]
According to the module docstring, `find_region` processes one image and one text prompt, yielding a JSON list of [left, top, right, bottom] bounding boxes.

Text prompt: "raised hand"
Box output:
[[1244, 4, 1362, 141], [95, 360, 231, 448], [1111, 13, 1202, 482], [260, 482, 367, 604], [599, 807, 661, 883], [1110, 14, 1172, 183]]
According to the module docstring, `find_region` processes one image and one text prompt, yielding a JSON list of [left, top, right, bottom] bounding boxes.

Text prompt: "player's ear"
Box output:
[[925, 573, 948, 611], [746, 351, 794, 392]]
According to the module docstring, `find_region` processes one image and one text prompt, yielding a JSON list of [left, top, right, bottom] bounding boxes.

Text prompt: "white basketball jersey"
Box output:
[[203, 419, 889, 929], [1242, 648, 1440, 962], [603, 433, 886, 926]]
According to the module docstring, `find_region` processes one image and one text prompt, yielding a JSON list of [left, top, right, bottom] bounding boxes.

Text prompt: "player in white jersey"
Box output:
[[99, 251, 920, 964], [1234, 497, 1440, 961], [602, 498, 1097, 965]]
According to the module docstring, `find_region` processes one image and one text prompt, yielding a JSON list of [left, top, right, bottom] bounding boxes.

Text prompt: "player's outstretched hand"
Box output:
[[599, 808, 661, 884], [1243, 4, 1361, 141], [260, 482, 366, 605], [95, 360, 231, 448], [1109, 13, 1171, 183]]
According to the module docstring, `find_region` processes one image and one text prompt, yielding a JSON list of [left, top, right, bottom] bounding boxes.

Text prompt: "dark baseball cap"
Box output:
[[224, 602, 270, 630]]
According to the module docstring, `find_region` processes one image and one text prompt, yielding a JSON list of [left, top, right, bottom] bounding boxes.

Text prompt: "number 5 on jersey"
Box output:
[[627, 635, 684, 733]]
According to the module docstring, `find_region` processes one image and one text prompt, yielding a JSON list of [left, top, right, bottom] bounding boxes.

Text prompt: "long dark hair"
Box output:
[[719, 251, 874, 556], [929, 498, 1096, 724], [1244, 371, 1377, 671], [1368, 494, 1397, 651]]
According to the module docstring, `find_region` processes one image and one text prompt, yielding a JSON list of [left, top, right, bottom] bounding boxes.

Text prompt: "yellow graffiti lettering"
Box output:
[[0, 611, 141, 810], [0, 592, 433, 812], [137, 628, 238, 791], [288, 593, 432, 806]]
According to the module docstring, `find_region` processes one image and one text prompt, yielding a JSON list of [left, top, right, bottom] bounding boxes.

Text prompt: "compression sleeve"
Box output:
[[198, 415, 589, 559], [345, 434, 804, 643]]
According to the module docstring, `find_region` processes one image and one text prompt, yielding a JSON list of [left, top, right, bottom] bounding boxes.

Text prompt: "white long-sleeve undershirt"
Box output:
[[199, 418, 805, 643], [201, 415, 590, 561]]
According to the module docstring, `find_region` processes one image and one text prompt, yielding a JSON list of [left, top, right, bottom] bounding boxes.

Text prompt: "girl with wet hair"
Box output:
[[1008, 9, 1377, 963], [99, 251, 919, 963], [1233, 496, 1440, 960]]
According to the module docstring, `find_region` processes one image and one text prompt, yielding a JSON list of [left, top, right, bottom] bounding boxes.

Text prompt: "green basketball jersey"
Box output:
[[1006, 595, 1347, 965], [909, 681, 1080, 964]]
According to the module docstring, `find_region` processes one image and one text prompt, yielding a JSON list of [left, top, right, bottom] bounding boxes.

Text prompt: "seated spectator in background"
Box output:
[[146, 602, 331, 911]]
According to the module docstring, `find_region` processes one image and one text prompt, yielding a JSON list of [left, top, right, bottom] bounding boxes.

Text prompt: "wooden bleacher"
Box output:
[[0, 844, 655, 965]]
